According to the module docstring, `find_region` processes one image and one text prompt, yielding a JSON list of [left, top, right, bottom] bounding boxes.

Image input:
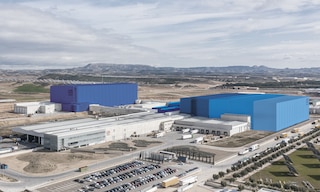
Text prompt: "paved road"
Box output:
[[0, 119, 316, 192]]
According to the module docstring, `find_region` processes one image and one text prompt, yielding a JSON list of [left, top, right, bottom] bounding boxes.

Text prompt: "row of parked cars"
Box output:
[[77, 161, 169, 192], [106, 167, 177, 192], [75, 160, 145, 184]]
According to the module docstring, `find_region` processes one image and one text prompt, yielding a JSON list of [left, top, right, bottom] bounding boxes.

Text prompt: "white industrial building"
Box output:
[[13, 112, 186, 151], [309, 98, 320, 114], [173, 114, 251, 136], [14, 101, 61, 115]]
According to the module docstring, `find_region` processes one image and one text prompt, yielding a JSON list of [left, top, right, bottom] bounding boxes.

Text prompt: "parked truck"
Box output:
[[190, 129, 199, 134], [177, 184, 193, 192], [155, 132, 165, 138], [182, 128, 190, 133], [181, 134, 193, 140], [238, 148, 249, 155], [193, 137, 203, 143], [249, 144, 260, 152], [179, 176, 198, 186], [280, 132, 288, 138], [162, 176, 179, 188]]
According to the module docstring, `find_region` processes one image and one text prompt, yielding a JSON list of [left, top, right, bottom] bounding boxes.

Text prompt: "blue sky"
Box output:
[[0, 0, 320, 69]]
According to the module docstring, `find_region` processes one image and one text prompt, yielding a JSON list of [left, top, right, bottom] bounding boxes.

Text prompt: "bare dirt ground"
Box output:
[[208, 130, 273, 147], [0, 139, 162, 177]]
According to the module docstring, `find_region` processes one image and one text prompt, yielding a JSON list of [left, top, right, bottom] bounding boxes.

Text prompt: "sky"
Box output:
[[0, 0, 320, 69]]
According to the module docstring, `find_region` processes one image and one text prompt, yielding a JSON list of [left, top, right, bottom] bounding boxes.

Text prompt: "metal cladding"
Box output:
[[180, 93, 309, 132], [50, 83, 138, 112], [152, 102, 180, 113]]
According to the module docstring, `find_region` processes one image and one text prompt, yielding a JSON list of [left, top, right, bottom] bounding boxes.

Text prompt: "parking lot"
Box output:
[[37, 160, 180, 192]]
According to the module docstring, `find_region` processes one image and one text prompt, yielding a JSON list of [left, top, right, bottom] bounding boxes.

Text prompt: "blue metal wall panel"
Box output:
[[158, 106, 180, 113], [208, 94, 258, 118], [253, 99, 277, 131], [61, 103, 90, 112], [76, 83, 137, 106], [180, 97, 192, 114], [180, 93, 241, 116], [180, 93, 309, 132], [50, 85, 77, 103], [51, 83, 137, 112], [275, 96, 309, 131], [167, 101, 180, 107], [253, 96, 309, 131], [195, 98, 209, 117]]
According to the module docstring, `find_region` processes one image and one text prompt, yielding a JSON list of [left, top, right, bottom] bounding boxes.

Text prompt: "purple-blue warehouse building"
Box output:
[[180, 93, 309, 132], [50, 83, 138, 112]]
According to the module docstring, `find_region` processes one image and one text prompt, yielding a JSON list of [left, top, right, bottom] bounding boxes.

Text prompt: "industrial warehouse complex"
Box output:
[[12, 83, 310, 151], [13, 112, 185, 151], [180, 93, 309, 132]]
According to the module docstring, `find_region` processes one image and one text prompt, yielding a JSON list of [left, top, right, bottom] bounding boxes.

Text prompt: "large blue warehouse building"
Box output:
[[50, 83, 137, 112], [180, 93, 309, 132]]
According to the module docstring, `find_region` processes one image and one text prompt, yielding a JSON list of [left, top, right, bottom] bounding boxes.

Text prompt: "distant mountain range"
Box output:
[[65, 63, 320, 77], [2, 63, 320, 77]]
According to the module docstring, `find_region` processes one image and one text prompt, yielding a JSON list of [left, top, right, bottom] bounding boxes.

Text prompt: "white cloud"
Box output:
[[0, 0, 320, 69]]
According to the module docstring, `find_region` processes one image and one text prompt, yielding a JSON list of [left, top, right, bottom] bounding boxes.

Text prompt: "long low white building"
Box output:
[[13, 112, 187, 151], [173, 114, 251, 136], [14, 101, 61, 115]]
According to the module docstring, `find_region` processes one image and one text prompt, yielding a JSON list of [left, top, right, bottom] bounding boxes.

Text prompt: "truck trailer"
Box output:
[[238, 148, 249, 155], [155, 132, 165, 138], [182, 128, 190, 133], [190, 129, 199, 134], [193, 137, 203, 143], [179, 176, 198, 186], [181, 134, 193, 140], [177, 184, 194, 192], [249, 144, 260, 152], [162, 176, 179, 188]]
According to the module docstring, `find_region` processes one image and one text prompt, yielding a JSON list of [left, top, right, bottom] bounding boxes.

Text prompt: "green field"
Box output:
[[14, 83, 49, 93], [251, 147, 320, 189]]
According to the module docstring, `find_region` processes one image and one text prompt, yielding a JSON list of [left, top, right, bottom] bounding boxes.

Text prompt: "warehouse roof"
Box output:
[[13, 112, 187, 138], [175, 116, 247, 127]]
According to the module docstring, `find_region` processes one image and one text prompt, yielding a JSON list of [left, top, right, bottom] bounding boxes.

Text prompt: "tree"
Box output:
[[221, 180, 227, 187], [238, 185, 245, 191], [229, 178, 236, 183], [233, 173, 240, 178], [212, 174, 219, 180], [218, 171, 225, 178]]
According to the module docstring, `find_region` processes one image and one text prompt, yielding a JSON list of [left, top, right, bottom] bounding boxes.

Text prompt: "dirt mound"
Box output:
[[23, 159, 57, 173], [17, 152, 104, 174]]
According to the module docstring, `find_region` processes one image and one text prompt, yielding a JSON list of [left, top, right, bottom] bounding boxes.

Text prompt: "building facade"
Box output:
[[180, 93, 309, 132], [50, 83, 138, 112]]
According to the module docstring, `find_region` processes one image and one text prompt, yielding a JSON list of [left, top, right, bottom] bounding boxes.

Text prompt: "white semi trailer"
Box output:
[[179, 176, 198, 186], [182, 128, 190, 133], [155, 132, 165, 138], [181, 134, 192, 140], [193, 137, 203, 143], [249, 144, 260, 152], [190, 129, 199, 134]]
